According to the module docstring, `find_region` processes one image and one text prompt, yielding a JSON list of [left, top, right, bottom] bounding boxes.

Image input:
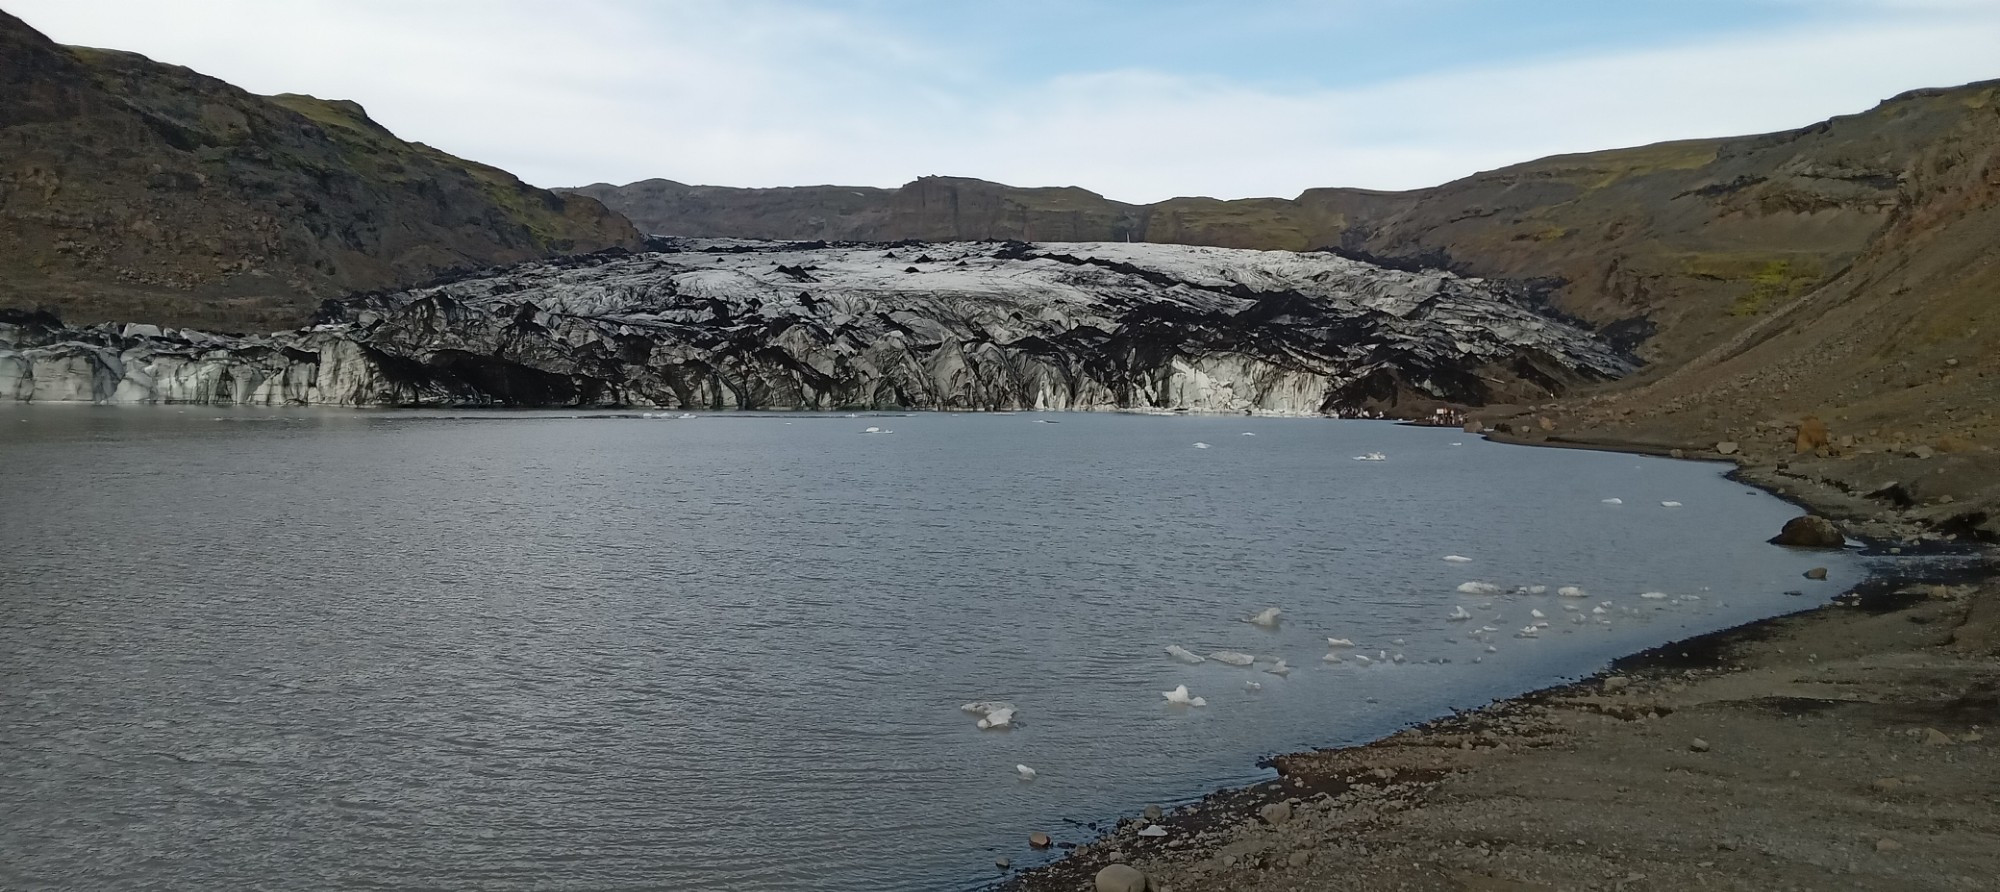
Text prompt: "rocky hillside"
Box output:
[[1510, 81, 2000, 538], [0, 240, 1630, 411], [572, 80, 1999, 374], [0, 10, 641, 331]]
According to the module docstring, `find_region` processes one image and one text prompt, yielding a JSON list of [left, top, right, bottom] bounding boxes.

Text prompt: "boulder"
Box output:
[[1774, 515, 1845, 548], [1094, 863, 1151, 892], [1715, 441, 1739, 455], [1804, 567, 1829, 580], [1795, 416, 1830, 453], [1142, 804, 1163, 822], [1259, 801, 1293, 825], [1689, 738, 1712, 752], [1463, 420, 1483, 433], [1028, 831, 1051, 849]]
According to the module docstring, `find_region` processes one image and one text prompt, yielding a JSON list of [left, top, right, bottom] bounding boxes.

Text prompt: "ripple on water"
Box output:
[[0, 409, 1864, 892]]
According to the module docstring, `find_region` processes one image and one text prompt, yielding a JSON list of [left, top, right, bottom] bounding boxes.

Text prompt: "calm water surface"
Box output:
[[0, 408, 1862, 891]]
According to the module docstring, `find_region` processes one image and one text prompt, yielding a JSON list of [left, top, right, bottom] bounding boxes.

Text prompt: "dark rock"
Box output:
[[1773, 515, 1846, 548], [1805, 567, 1829, 580]]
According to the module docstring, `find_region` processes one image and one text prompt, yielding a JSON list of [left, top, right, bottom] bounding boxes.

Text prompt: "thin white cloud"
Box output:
[[9, 0, 1999, 202]]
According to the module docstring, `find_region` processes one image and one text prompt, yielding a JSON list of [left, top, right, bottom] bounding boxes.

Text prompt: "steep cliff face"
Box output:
[[572, 79, 2000, 373], [0, 241, 1631, 412], [0, 11, 642, 331]]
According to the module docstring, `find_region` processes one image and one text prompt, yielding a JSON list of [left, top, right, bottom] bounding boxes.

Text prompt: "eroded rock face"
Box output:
[[0, 240, 1634, 412]]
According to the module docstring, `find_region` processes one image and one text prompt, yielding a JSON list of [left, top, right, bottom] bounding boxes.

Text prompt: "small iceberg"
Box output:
[[1602, 498, 1623, 505], [1241, 432, 1257, 437], [1162, 685, 1207, 707], [961, 701, 1017, 730], [1320, 652, 1344, 663], [1660, 501, 1683, 508], [1640, 591, 1669, 600], [1164, 644, 1205, 665], [1457, 581, 1503, 595], [1448, 606, 1473, 621], [1516, 626, 1541, 639], [1245, 607, 1282, 628], [1352, 452, 1387, 461], [1262, 659, 1291, 677], [1557, 586, 1588, 598], [1016, 764, 1037, 781], [1192, 442, 1211, 449], [1442, 555, 1473, 563], [1208, 650, 1256, 667], [1325, 637, 1356, 648]]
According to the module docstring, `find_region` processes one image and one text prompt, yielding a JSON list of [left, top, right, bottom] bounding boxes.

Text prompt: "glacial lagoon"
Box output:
[[0, 409, 1862, 891]]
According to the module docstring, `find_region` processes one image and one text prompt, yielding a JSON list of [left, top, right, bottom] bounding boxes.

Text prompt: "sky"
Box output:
[[11, 0, 2000, 202]]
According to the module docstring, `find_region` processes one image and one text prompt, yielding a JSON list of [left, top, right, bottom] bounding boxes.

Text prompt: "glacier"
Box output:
[[0, 240, 1635, 413]]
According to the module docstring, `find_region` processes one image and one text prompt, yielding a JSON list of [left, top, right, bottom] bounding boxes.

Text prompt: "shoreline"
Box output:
[[1002, 438, 1998, 892]]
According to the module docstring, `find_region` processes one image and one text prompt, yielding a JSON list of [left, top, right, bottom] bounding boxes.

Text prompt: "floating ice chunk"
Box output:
[[1353, 452, 1387, 461], [1320, 652, 1344, 663], [1391, 653, 1406, 663], [1244, 680, 1263, 691], [1530, 609, 1546, 619], [1351, 653, 1374, 666], [1165, 645, 1205, 665], [1602, 498, 1623, 505], [1457, 582, 1503, 595], [1017, 764, 1037, 781], [1516, 626, 1541, 639], [1443, 555, 1473, 563], [1245, 607, 1282, 628], [961, 700, 1015, 716], [1192, 442, 1211, 449], [1137, 825, 1168, 838], [1162, 685, 1207, 707], [1640, 591, 1669, 600], [1325, 638, 1355, 648], [1660, 501, 1683, 508], [1526, 585, 1548, 595], [1208, 651, 1256, 667], [1592, 606, 1609, 615], [1262, 660, 1291, 677], [1448, 606, 1473, 621], [1241, 432, 1256, 437], [1557, 586, 1588, 598], [976, 707, 1015, 730]]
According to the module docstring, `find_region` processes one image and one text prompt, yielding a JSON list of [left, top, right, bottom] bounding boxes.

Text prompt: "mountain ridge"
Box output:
[[0, 10, 643, 331]]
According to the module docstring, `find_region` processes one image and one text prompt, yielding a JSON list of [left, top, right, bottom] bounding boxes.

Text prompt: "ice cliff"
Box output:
[[0, 240, 1635, 414]]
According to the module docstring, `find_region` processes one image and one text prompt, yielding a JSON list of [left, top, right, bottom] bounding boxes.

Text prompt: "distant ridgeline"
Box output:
[[569, 80, 2000, 375], [0, 240, 1632, 412]]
